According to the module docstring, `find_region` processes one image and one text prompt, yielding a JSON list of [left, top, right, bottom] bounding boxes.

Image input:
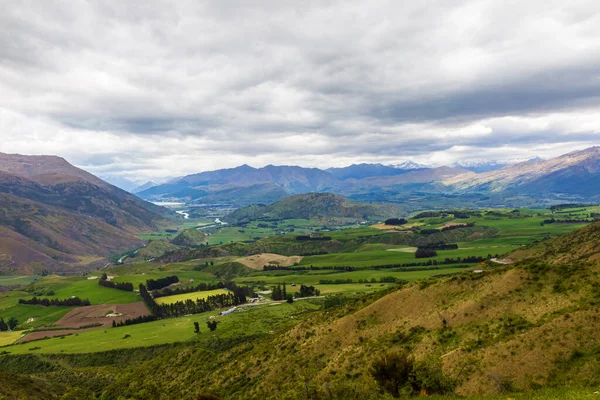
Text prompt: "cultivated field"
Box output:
[[155, 289, 229, 305]]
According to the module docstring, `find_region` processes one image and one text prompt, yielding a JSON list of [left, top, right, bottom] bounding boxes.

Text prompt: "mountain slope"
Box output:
[[139, 164, 341, 205], [0, 154, 170, 274], [327, 163, 420, 180], [447, 147, 600, 198]]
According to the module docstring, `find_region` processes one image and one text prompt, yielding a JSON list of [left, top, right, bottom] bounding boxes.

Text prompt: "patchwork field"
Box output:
[[3, 300, 320, 354]]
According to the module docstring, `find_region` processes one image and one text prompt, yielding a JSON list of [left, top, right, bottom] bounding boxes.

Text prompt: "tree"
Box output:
[[194, 321, 200, 334], [283, 282, 287, 299], [286, 294, 294, 303], [0, 318, 7, 332], [8, 317, 18, 331], [206, 320, 218, 331]]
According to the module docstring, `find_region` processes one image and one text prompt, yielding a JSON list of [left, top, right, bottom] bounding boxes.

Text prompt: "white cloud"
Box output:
[[0, 0, 599, 181]]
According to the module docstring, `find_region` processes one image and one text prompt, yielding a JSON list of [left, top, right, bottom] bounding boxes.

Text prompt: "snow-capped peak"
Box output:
[[389, 161, 429, 170]]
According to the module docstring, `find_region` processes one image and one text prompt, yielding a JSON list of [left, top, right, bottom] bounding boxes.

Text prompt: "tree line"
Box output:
[[152, 281, 253, 300], [99, 273, 134, 291], [0, 317, 18, 331], [263, 255, 492, 273], [139, 283, 250, 318], [112, 315, 158, 328], [146, 276, 179, 291], [18, 297, 91, 307]]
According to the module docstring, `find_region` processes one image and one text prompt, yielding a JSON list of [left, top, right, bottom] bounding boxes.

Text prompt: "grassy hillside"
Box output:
[[224, 192, 400, 224], [2, 259, 600, 399], [511, 220, 600, 265], [0, 155, 171, 274]]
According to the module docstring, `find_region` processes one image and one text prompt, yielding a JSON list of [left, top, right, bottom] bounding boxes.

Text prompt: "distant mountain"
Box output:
[[99, 175, 138, 192], [0, 153, 170, 274], [132, 181, 158, 194], [452, 160, 509, 173], [136, 147, 600, 207], [327, 163, 422, 180], [389, 160, 429, 170], [452, 157, 545, 173], [139, 164, 339, 205], [446, 147, 600, 199], [223, 192, 399, 224]]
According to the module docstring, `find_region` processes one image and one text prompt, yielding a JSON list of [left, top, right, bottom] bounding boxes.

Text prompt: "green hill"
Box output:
[[224, 192, 400, 224]]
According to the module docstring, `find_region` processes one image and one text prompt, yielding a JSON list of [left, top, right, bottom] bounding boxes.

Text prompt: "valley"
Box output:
[[2, 153, 600, 399], [2, 193, 600, 398]]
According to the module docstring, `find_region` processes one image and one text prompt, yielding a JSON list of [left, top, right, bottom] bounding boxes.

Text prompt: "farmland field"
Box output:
[[3, 300, 321, 354], [155, 289, 229, 304], [0, 331, 23, 347]]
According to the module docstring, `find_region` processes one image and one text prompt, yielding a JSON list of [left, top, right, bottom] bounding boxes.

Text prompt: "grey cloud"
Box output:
[[1, 0, 600, 181]]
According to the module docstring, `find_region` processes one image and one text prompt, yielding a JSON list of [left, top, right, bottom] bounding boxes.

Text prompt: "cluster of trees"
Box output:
[[146, 276, 179, 291], [0, 317, 18, 331], [415, 248, 438, 258], [264, 264, 356, 272], [441, 223, 475, 232], [319, 278, 354, 284], [206, 320, 218, 331], [295, 235, 332, 241], [420, 243, 459, 250], [414, 211, 444, 218], [18, 297, 91, 307], [385, 218, 408, 225], [271, 283, 287, 301], [550, 203, 591, 212], [99, 273, 134, 292], [320, 277, 406, 284], [541, 217, 596, 226], [297, 284, 320, 297], [139, 283, 249, 318], [311, 256, 492, 272], [420, 229, 440, 235], [112, 315, 158, 327]]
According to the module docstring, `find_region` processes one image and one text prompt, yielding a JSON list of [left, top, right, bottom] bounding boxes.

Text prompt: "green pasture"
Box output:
[[0, 331, 24, 347], [155, 289, 229, 305], [236, 266, 473, 290], [0, 276, 39, 286], [3, 300, 321, 354], [299, 246, 515, 268]]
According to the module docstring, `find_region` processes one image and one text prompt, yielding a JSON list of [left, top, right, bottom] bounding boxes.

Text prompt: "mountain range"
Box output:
[[0, 153, 169, 274], [138, 147, 600, 207]]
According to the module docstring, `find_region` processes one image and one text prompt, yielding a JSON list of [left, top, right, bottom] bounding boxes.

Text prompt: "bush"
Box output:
[[385, 218, 408, 225], [415, 248, 437, 258], [371, 351, 456, 397], [370, 350, 414, 397]]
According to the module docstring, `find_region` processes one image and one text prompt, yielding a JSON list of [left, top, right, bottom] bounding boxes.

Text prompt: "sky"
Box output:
[[1, 0, 600, 183]]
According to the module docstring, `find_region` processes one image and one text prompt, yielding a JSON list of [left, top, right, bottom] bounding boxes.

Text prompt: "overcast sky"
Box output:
[[1, 0, 600, 183]]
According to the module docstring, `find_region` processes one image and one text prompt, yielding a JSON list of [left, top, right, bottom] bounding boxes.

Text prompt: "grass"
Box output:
[[300, 246, 515, 268], [3, 300, 321, 354], [0, 331, 24, 347], [235, 266, 473, 291], [155, 289, 229, 305], [0, 276, 39, 286]]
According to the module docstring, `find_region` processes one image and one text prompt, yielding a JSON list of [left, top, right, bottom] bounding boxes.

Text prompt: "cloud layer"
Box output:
[[1, 0, 600, 182]]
